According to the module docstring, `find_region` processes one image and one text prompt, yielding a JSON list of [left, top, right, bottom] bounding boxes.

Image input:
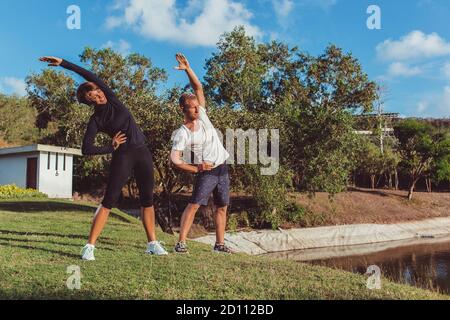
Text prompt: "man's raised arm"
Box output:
[[174, 53, 206, 108]]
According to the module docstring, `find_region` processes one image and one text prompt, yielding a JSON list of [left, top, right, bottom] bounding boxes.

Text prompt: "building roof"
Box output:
[[0, 144, 82, 156]]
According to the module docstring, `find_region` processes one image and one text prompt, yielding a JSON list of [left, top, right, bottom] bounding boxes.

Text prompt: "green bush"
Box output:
[[226, 211, 251, 232], [0, 185, 48, 199], [242, 165, 304, 229], [226, 214, 239, 232], [284, 202, 329, 227]]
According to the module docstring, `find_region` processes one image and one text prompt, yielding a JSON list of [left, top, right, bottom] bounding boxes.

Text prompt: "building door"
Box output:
[[26, 158, 38, 189]]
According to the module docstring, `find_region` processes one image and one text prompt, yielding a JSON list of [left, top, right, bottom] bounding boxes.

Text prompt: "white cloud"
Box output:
[[0, 77, 27, 96], [106, 0, 262, 47], [443, 63, 450, 80], [377, 30, 450, 61], [109, 0, 129, 10], [415, 86, 450, 117], [102, 39, 131, 55], [442, 86, 450, 113], [272, 0, 294, 19], [298, 0, 337, 9], [416, 101, 428, 114], [387, 62, 423, 77]]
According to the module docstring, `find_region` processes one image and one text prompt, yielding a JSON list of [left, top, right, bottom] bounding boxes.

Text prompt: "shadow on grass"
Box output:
[[0, 236, 114, 251], [0, 229, 113, 242], [0, 288, 122, 300], [0, 201, 96, 213], [0, 240, 81, 259], [0, 229, 143, 249], [0, 201, 134, 223]]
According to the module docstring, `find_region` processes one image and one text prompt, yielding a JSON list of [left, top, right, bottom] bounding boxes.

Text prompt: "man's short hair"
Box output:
[[179, 92, 197, 110]]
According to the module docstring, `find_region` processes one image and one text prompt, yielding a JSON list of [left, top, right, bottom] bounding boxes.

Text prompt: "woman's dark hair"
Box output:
[[76, 82, 99, 106]]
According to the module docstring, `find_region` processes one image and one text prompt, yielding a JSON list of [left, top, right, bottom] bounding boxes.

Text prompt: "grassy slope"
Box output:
[[0, 199, 447, 300]]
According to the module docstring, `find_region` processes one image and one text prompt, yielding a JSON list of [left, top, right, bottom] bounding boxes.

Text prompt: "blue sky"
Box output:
[[1, 0, 450, 117]]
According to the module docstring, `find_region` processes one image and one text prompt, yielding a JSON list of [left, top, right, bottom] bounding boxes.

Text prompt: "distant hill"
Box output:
[[0, 136, 11, 148], [419, 118, 450, 129]]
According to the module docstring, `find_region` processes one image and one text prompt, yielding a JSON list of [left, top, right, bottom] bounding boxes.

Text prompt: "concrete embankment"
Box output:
[[194, 217, 450, 256]]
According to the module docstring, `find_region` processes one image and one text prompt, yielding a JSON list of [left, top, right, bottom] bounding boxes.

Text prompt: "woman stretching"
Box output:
[[39, 56, 168, 260]]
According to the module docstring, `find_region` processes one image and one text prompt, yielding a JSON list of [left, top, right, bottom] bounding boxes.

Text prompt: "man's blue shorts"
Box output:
[[190, 164, 230, 207]]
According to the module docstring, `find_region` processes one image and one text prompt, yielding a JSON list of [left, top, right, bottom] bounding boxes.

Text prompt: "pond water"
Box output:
[[264, 236, 450, 294]]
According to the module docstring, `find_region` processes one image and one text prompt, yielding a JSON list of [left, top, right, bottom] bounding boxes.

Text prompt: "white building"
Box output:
[[0, 144, 82, 199]]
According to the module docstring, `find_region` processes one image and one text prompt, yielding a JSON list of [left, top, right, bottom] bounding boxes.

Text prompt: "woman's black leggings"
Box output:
[[102, 146, 154, 209]]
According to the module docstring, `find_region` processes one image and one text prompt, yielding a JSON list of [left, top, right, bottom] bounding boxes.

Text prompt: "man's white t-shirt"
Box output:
[[172, 106, 229, 167]]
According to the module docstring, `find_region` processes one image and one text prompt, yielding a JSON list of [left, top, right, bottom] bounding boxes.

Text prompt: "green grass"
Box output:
[[0, 199, 447, 300]]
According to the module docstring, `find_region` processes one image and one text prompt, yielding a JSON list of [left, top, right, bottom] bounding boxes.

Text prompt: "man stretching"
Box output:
[[170, 53, 232, 254]]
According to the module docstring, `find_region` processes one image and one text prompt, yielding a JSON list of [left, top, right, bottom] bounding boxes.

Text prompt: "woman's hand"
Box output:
[[112, 132, 127, 150], [174, 53, 190, 71], [39, 56, 63, 67]]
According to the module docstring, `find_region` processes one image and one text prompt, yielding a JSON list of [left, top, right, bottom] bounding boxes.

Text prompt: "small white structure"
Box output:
[[0, 144, 82, 199]]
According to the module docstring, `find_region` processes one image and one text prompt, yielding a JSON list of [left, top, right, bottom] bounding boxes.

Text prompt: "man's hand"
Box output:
[[174, 53, 190, 71], [198, 162, 214, 173], [175, 53, 206, 107], [112, 131, 127, 150], [39, 56, 63, 67]]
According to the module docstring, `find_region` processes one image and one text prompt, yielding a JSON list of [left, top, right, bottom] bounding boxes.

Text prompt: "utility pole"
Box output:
[[376, 99, 384, 155]]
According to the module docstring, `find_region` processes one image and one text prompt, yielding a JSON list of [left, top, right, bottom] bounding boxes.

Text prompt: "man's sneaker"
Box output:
[[174, 241, 189, 254], [146, 241, 168, 255], [214, 243, 234, 254], [81, 244, 95, 261]]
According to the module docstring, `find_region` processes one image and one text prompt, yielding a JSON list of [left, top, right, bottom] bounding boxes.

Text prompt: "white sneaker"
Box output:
[[145, 241, 168, 255], [81, 244, 95, 261]]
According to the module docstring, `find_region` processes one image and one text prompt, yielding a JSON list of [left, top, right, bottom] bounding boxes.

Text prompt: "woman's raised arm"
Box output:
[[39, 56, 116, 100]]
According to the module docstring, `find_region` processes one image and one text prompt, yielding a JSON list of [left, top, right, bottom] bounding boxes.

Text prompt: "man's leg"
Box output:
[[212, 165, 231, 252], [178, 168, 217, 242], [214, 206, 228, 244], [178, 203, 201, 242]]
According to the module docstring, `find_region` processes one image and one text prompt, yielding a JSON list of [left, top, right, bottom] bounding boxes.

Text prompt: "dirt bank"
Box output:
[[291, 188, 450, 227]]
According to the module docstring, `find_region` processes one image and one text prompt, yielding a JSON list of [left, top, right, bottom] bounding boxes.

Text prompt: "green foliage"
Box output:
[[354, 135, 401, 188], [241, 165, 299, 229], [204, 27, 378, 195], [204, 26, 267, 110], [284, 106, 359, 194], [431, 132, 450, 184], [284, 202, 330, 228], [394, 120, 435, 175], [0, 94, 40, 144], [0, 185, 47, 199], [394, 119, 448, 199]]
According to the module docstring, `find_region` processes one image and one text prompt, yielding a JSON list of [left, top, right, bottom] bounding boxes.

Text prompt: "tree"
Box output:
[[204, 26, 267, 110], [204, 27, 378, 194], [358, 138, 383, 189], [382, 146, 401, 190], [430, 131, 450, 191], [0, 94, 40, 144], [354, 135, 400, 189], [282, 46, 378, 193], [394, 119, 441, 200]]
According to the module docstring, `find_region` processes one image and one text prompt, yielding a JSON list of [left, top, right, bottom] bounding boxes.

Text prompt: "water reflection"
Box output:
[[265, 238, 450, 294]]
